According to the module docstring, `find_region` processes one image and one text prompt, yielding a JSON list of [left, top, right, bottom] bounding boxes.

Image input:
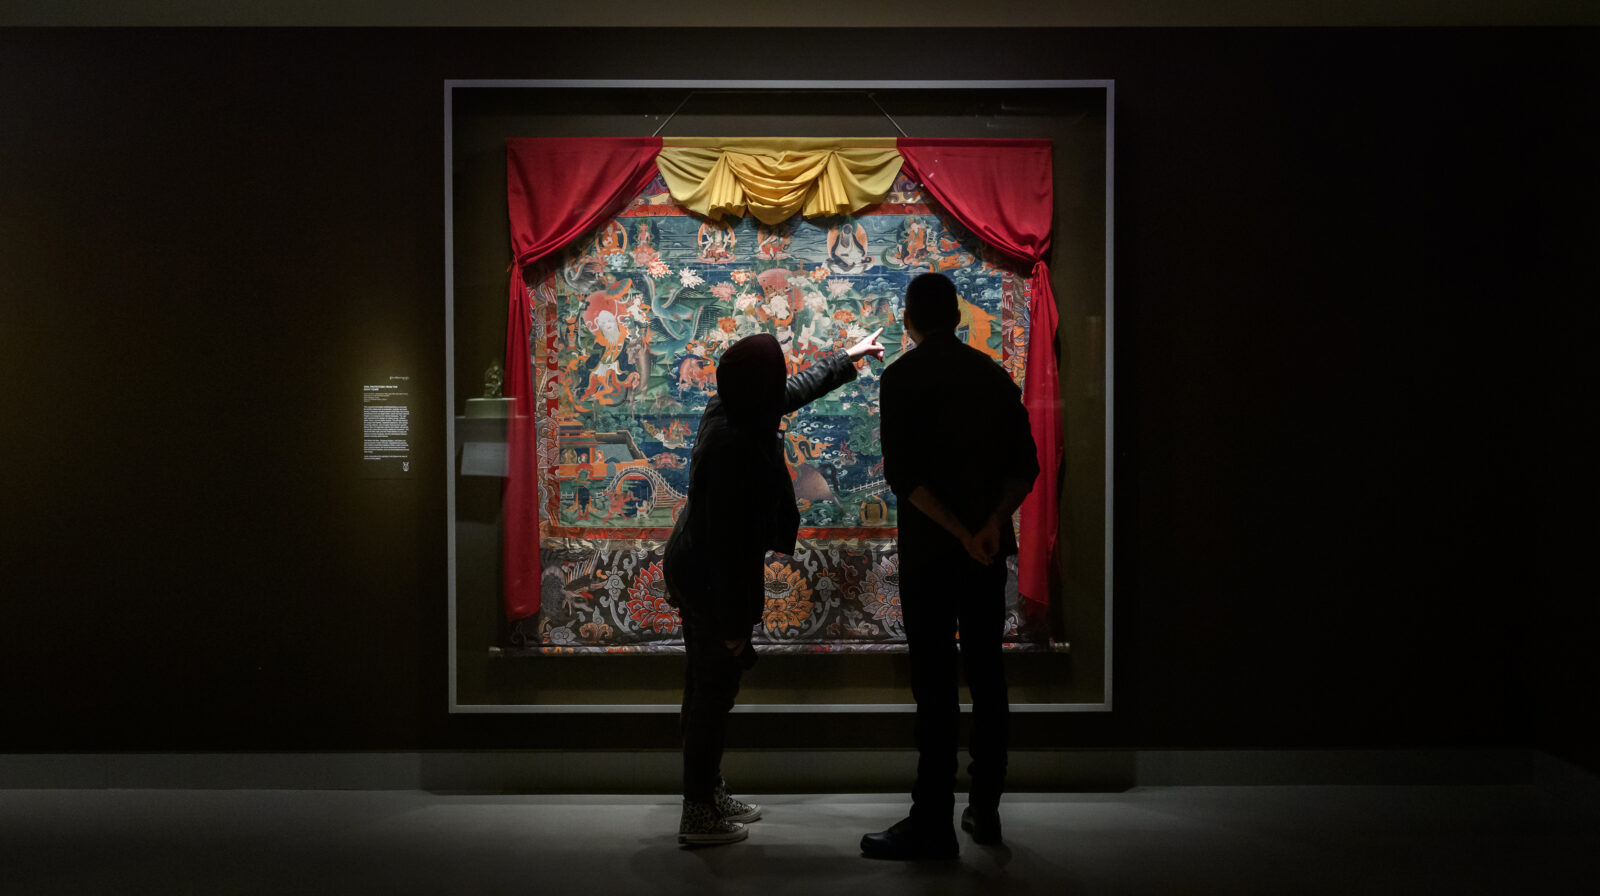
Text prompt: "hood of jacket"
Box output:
[[715, 333, 786, 427]]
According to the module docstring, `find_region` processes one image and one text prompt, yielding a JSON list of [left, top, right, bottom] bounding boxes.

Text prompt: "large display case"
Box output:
[[447, 80, 1112, 711]]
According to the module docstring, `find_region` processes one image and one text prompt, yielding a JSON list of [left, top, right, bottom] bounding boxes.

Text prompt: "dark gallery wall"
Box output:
[[1, 28, 1594, 768]]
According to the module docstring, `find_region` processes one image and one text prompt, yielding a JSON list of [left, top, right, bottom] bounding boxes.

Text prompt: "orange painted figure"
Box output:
[[936, 232, 973, 270], [782, 424, 839, 512], [783, 427, 831, 468], [632, 221, 661, 266], [676, 356, 716, 394], [959, 297, 1001, 361], [644, 418, 694, 449], [756, 222, 791, 259], [557, 351, 591, 418], [901, 220, 933, 268], [594, 221, 628, 260], [579, 280, 641, 405]]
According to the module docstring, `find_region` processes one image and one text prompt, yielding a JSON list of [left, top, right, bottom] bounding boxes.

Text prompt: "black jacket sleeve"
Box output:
[[780, 349, 857, 414]]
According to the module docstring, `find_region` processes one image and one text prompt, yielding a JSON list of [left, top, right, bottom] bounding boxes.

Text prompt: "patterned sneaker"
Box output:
[[679, 799, 748, 846], [714, 778, 763, 823]]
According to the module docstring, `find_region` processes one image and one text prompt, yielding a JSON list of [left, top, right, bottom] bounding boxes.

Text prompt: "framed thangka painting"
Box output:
[[510, 165, 1045, 654], [449, 83, 1112, 712]]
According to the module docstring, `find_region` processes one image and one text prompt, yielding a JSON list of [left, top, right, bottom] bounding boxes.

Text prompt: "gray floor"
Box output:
[[4, 783, 1599, 895]]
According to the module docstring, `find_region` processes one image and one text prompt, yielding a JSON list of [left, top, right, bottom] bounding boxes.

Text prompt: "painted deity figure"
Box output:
[[595, 221, 628, 260], [579, 280, 641, 405], [633, 221, 661, 267], [697, 220, 737, 263], [797, 314, 834, 355], [932, 228, 975, 271], [557, 349, 592, 418], [756, 222, 792, 259], [793, 287, 834, 359], [883, 219, 927, 270], [765, 293, 794, 328], [755, 268, 800, 328], [826, 220, 873, 274]]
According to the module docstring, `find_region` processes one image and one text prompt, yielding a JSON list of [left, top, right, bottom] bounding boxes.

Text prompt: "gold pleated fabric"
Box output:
[[656, 138, 903, 224]]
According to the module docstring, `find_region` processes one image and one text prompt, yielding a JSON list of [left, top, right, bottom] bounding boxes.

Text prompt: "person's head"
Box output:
[[716, 333, 786, 427], [903, 272, 960, 341]]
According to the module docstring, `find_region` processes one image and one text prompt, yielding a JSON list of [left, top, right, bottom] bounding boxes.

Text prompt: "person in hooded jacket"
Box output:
[[664, 328, 884, 846]]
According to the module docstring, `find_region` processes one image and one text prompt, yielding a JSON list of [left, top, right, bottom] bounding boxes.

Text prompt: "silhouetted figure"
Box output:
[[862, 272, 1038, 860], [665, 328, 884, 846]]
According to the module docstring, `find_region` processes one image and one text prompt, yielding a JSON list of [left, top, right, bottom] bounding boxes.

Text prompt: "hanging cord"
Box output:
[[867, 92, 907, 138], [652, 91, 697, 137], [655, 90, 907, 138]]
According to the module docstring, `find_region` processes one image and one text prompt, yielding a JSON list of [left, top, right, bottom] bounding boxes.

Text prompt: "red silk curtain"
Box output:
[[503, 137, 663, 620], [897, 138, 1061, 619]]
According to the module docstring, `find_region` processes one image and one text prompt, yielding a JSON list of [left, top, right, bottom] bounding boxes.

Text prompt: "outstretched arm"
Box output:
[[845, 328, 885, 363], [780, 328, 884, 413]]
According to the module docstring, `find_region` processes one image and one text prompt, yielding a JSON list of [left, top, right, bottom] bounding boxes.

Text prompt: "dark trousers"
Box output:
[[900, 555, 1010, 824], [680, 620, 745, 803]]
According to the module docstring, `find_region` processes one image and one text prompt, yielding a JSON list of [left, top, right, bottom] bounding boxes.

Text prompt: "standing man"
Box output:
[[862, 272, 1039, 860]]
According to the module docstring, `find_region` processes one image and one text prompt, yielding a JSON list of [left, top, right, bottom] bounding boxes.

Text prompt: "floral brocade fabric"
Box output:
[[508, 173, 1044, 654]]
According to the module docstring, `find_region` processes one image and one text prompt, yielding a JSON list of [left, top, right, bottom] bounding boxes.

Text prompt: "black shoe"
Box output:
[[961, 806, 1003, 845], [860, 816, 959, 861]]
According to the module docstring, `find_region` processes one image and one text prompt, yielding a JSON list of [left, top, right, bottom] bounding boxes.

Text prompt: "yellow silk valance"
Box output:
[[656, 137, 903, 225]]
